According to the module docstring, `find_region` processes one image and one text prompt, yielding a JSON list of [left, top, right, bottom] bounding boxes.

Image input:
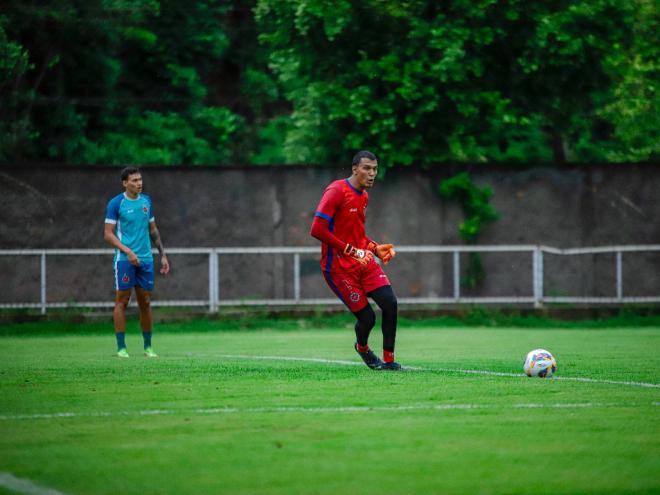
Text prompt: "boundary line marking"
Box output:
[[214, 354, 660, 388], [1, 402, 657, 422], [0, 472, 69, 495]]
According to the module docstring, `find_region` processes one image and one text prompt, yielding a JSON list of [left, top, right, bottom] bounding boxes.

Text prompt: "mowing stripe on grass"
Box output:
[[554, 376, 660, 388], [0, 472, 69, 495], [0, 402, 656, 422], [215, 354, 660, 388]]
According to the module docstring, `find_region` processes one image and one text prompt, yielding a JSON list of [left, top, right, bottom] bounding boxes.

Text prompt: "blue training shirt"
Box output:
[[105, 192, 155, 262]]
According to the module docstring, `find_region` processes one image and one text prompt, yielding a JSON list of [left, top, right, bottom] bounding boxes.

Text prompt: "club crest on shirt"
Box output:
[[143, 206, 148, 214]]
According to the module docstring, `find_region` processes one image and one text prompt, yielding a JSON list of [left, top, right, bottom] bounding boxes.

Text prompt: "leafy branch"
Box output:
[[439, 172, 499, 288]]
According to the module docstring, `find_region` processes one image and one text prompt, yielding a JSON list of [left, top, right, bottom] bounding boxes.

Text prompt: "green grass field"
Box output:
[[0, 318, 659, 494]]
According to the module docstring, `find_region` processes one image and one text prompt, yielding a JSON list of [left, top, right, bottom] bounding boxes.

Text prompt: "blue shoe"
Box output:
[[354, 343, 383, 370]]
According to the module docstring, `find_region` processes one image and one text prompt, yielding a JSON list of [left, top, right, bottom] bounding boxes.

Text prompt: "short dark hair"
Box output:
[[120, 167, 140, 182], [352, 150, 377, 166]]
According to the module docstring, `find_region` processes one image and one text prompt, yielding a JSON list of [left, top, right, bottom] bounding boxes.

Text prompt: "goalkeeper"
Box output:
[[310, 150, 401, 371]]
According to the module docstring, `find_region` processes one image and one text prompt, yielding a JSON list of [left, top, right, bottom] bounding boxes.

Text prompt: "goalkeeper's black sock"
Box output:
[[352, 305, 375, 348], [369, 285, 398, 356]]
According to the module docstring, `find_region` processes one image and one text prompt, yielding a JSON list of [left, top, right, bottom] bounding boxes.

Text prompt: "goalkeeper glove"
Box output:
[[343, 244, 374, 265], [367, 241, 397, 265]]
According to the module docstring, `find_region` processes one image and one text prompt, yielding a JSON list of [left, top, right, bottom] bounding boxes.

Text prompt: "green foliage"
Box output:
[[439, 172, 499, 242], [0, 18, 30, 89], [0, 0, 657, 164], [599, 0, 659, 161], [0, 17, 33, 161], [3, 309, 660, 335], [73, 107, 242, 164], [459, 252, 485, 290], [0, 1, 242, 165], [255, 0, 657, 165], [250, 115, 289, 165], [439, 172, 499, 288]]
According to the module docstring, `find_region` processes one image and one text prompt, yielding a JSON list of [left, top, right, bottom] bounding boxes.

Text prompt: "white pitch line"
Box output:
[[215, 354, 660, 389], [0, 472, 69, 495], [213, 354, 364, 367], [1, 402, 657, 422]]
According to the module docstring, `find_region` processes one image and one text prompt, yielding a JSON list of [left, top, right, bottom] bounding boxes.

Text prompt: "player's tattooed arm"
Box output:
[[150, 226, 166, 257], [150, 222, 170, 274]]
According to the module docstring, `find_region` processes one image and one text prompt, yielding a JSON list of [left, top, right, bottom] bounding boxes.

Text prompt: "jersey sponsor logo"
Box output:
[[350, 292, 361, 302], [127, 209, 134, 213], [349, 208, 358, 213]]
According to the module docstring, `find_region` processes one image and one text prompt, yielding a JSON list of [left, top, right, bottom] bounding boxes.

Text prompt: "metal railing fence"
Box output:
[[1, 245, 659, 314]]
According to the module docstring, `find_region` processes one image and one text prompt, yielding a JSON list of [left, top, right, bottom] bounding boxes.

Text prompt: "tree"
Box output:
[[599, 0, 659, 161], [1, 1, 656, 165], [0, 0, 244, 164], [255, 0, 656, 166], [0, 16, 32, 161]]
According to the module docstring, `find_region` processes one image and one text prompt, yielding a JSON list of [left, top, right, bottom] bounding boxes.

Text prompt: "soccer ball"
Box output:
[[523, 349, 557, 378]]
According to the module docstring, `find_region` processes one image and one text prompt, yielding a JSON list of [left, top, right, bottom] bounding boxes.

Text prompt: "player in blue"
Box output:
[[104, 167, 170, 358]]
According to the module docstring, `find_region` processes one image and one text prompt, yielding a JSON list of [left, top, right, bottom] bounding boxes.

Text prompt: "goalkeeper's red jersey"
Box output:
[[313, 179, 370, 273]]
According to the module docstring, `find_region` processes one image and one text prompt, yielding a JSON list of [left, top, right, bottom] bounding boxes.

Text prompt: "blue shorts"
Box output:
[[114, 260, 155, 291]]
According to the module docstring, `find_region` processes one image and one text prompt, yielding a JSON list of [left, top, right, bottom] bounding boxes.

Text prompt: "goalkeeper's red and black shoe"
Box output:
[[376, 361, 402, 371], [354, 343, 383, 370]]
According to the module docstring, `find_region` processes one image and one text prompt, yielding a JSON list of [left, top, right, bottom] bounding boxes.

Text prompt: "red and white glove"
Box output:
[[343, 244, 374, 265], [367, 241, 397, 265]]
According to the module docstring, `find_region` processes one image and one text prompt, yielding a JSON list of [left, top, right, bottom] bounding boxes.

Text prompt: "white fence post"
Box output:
[[208, 251, 214, 313], [293, 253, 301, 301], [453, 251, 460, 301], [533, 247, 543, 308], [40, 252, 47, 315], [538, 248, 544, 306], [208, 250, 219, 313], [616, 251, 623, 301], [213, 250, 219, 313]]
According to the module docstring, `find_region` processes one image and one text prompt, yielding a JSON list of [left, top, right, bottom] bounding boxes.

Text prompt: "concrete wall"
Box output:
[[1, 164, 659, 305]]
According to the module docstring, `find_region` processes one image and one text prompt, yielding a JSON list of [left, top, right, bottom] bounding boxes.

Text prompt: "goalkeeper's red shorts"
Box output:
[[322, 261, 391, 312]]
